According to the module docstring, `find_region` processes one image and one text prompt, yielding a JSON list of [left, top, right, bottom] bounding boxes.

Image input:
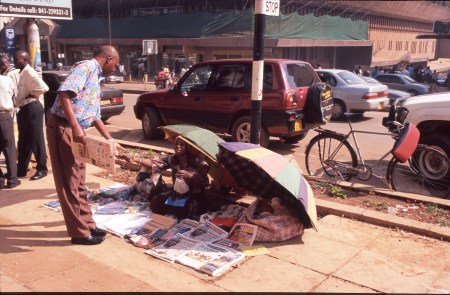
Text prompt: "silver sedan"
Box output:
[[316, 69, 389, 120], [374, 73, 431, 96]]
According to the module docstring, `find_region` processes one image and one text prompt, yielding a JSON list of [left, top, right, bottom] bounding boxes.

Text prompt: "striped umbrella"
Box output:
[[217, 142, 317, 229]]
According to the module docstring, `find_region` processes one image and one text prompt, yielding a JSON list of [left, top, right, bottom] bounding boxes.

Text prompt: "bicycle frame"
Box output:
[[316, 119, 397, 175]]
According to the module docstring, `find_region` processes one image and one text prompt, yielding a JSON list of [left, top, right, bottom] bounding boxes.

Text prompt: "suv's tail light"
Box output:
[[363, 90, 387, 99], [285, 92, 297, 107], [110, 97, 123, 104]]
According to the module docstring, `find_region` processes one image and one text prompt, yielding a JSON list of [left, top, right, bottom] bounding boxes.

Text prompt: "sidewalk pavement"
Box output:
[[1, 166, 449, 292], [1, 81, 449, 292]]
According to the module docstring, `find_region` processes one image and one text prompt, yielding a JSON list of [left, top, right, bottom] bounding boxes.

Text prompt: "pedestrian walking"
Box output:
[[0, 74, 20, 189], [46, 45, 124, 245], [13, 51, 49, 181]]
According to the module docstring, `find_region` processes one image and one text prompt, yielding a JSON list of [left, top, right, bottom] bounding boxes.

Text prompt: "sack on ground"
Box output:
[[241, 199, 304, 242]]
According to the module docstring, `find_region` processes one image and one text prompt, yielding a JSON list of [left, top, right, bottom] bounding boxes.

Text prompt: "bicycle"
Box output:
[[304, 104, 450, 198]]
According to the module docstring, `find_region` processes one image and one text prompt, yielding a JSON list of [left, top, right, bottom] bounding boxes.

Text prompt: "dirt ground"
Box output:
[[95, 162, 450, 229]]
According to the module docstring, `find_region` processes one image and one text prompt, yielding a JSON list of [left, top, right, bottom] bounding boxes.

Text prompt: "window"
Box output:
[[180, 65, 213, 92], [211, 65, 247, 91], [283, 63, 318, 88]]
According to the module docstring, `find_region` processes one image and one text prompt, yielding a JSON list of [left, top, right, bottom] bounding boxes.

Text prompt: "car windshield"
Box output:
[[337, 71, 367, 85]]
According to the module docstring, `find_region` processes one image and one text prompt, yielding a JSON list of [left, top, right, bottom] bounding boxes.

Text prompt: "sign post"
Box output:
[[0, 0, 73, 20], [250, 0, 279, 145]]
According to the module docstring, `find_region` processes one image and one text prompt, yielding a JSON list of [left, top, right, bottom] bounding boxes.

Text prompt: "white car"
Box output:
[[316, 69, 389, 119], [397, 92, 450, 158]]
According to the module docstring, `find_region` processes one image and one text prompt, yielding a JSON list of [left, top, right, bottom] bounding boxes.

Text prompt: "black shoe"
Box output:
[[90, 227, 107, 237], [31, 171, 48, 180], [17, 172, 27, 178], [71, 236, 105, 245], [7, 180, 21, 189]]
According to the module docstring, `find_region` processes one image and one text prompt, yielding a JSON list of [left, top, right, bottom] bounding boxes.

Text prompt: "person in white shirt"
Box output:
[[13, 51, 49, 181], [0, 74, 20, 189]]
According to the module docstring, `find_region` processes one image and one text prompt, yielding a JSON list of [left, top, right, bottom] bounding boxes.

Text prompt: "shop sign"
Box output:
[[0, 0, 72, 20]]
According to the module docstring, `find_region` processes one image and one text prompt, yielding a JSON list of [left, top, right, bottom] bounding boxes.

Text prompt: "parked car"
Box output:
[[360, 76, 412, 106], [435, 75, 447, 87], [316, 69, 389, 120], [105, 70, 124, 83], [396, 92, 450, 158], [374, 73, 431, 96], [134, 59, 334, 147], [42, 71, 125, 123]]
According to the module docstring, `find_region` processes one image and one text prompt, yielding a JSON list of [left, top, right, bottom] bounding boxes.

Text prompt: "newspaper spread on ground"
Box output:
[[161, 219, 201, 240], [176, 242, 231, 270], [98, 211, 152, 237], [199, 204, 246, 229], [71, 133, 115, 172], [182, 220, 228, 243], [198, 247, 246, 276], [213, 238, 241, 251], [228, 223, 258, 248], [145, 233, 203, 263]]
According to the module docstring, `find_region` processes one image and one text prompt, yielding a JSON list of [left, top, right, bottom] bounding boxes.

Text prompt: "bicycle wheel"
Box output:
[[388, 146, 450, 198], [305, 133, 358, 181]]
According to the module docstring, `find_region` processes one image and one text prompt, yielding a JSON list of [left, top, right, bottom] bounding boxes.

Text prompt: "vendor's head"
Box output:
[[174, 136, 188, 155]]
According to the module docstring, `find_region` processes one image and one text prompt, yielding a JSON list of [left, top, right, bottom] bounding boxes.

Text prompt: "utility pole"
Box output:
[[250, 0, 265, 145], [250, 0, 279, 145]]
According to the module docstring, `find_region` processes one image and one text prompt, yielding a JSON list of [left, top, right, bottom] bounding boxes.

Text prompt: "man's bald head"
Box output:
[[13, 51, 30, 71], [94, 45, 119, 75]]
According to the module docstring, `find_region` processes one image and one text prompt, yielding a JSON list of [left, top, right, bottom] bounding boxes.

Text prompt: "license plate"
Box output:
[[294, 119, 302, 131], [100, 100, 110, 105], [377, 102, 383, 110]]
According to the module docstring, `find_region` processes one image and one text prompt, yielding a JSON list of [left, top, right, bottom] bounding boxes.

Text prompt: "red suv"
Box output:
[[134, 59, 332, 147]]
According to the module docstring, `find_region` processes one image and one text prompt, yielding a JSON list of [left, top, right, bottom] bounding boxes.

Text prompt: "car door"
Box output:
[[201, 64, 248, 132], [159, 65, 213, 126]]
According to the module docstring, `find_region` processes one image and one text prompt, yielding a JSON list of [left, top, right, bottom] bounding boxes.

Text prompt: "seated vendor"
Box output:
[[132, 136, 210, 220]]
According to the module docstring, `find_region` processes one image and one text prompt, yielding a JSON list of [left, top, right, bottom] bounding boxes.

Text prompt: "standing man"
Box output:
[[0, 74, 20, 189], [13, 51, 49, 180], [46, 45, 124, 245]]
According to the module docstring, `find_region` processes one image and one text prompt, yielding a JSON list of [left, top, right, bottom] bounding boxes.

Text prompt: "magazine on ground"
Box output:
[[126, 227, 169, 249], [41, 200, 62, 212], [199, 204, 246, 230], [228, 223, 258, 248], [183, 220, 228, 243], [145, 233, 203, 263], [161, 219, 201, 240], [70, 132, 115, 172]]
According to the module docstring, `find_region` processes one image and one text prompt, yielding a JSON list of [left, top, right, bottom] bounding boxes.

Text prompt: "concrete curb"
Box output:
[[316, 199, 450, 242]]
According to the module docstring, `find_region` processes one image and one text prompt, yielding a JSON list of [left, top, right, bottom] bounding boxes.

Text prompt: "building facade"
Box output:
[[2, 0, 449, 75]]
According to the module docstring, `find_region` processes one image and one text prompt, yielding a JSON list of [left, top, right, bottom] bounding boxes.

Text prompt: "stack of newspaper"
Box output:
[[145, 219, 247, 276]]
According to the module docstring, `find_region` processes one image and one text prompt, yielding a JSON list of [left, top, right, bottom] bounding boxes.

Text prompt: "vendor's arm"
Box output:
[[58, 91, 85, 143], [93, 119, 124, 155]]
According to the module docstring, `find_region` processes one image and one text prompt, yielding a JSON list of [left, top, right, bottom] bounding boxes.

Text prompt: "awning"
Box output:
[[370, 49, 410, 67], [428, 58, 450, 74], [409, 54, 429, 63]]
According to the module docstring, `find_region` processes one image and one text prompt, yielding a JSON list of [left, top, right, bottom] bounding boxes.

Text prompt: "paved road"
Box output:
[[91, 92, 394, 191]]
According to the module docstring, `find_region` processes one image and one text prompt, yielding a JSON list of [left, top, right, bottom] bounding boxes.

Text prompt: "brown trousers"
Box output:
[[46, 114, 95, 238]]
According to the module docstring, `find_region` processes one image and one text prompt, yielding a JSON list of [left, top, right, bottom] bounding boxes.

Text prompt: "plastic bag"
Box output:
[[173, 177, 189, 194]]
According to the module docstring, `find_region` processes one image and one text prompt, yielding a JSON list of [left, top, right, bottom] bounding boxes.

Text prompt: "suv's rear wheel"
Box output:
[[231, 116, 269, 147], [142, 107, 164, 139]]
